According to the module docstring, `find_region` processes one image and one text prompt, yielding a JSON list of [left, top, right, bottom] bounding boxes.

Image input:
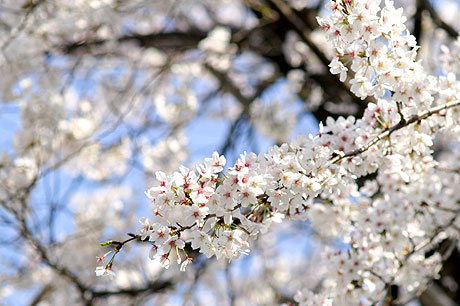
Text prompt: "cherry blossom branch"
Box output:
[[86, 1, 460, 304], [332, 99, 460, 164], [103, 97, 460, 282], [100, 233, 142, 253]]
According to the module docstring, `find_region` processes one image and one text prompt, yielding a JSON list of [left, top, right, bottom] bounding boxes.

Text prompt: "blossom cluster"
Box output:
[[139, 144, 337, 269], [319, 0, 435, 116]]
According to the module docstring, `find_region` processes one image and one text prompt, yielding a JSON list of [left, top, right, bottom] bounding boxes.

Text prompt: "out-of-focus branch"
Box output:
[[1, 0, 44, 52], [11, 199, 91, 302], [265, 0, 372, 110], [56, 1, 371, 125], [2, 178, 175, 305], [204, 64, 254, 111], [29, 284, 54, 306], [267, 0, 329, 65], [204, 63, 257, 154], [419, 283, 459, 306], [220, 114, 246, 155], [61, 32, 206, 54], [225, 263, 235, 306], [16, 202, 174, 304], [419, 0, 458, 39], [205, 63, 280, 154], [91, 280, 173, 298]]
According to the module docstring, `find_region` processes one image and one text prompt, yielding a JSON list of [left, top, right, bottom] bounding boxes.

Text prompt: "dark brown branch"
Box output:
[[205, 63, 281, 154], [61, 32, 206, 54], [29, 285, 53, 306], [220, 113, 246, 155], [92, 280, 173, 298], [419, 283, 460, 306], [267, 0, 330, 66], [266, 0, 371, 111], [205, 64, 254, 111], [413, 0, 423, 47], [204, 63, 256, 154]]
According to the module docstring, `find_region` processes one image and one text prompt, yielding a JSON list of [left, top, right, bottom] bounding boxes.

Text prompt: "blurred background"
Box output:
[[0, 0, 460, 305]]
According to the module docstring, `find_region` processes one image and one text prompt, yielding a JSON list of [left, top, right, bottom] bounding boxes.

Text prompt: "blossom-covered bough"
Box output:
[[97, 0, 460, 304]]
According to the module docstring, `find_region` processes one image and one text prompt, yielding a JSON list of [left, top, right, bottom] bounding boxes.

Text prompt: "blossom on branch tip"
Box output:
[[95, 266, 116, 280]]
